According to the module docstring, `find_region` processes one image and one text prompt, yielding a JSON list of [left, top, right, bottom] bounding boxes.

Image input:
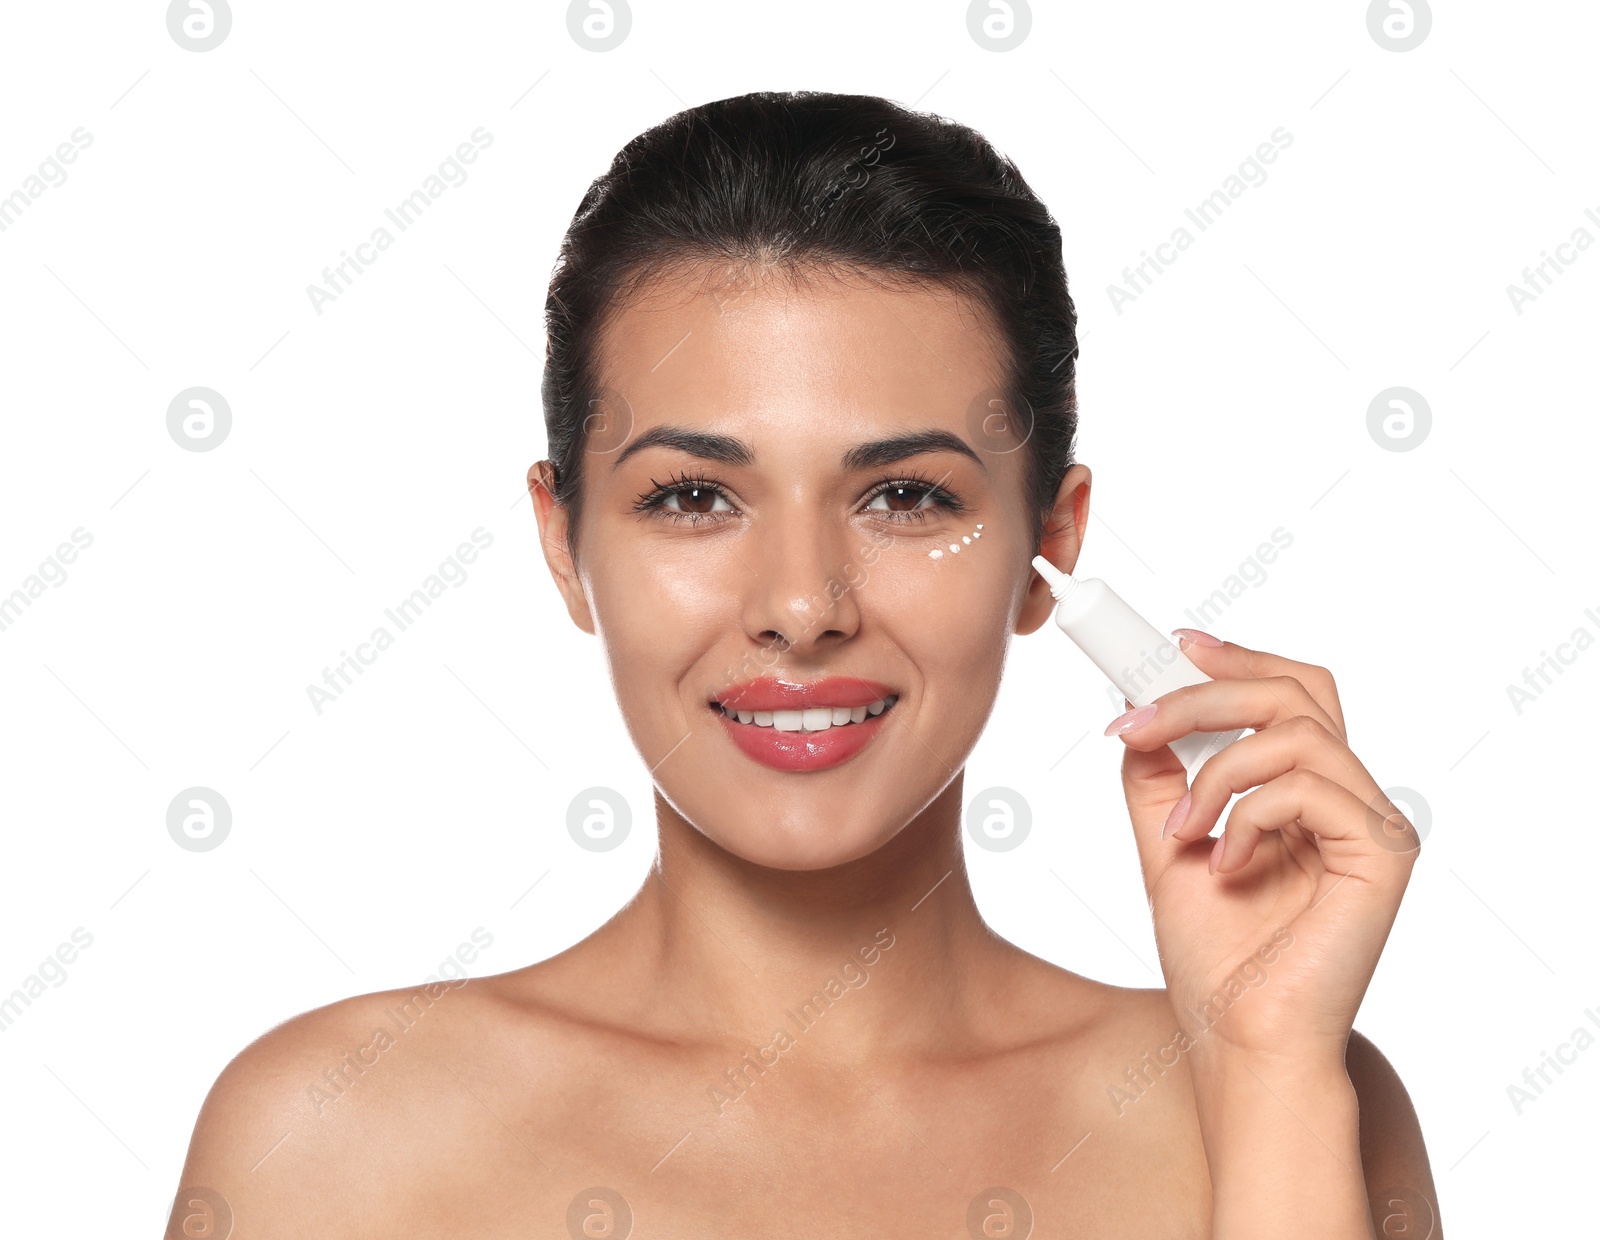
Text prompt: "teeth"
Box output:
[[717, 694, 898, 733]]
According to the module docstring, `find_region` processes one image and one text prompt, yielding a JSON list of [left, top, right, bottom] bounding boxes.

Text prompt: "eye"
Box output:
[[633, 470, 967, 527], [633, 472, 737, 525], [862, 476, 966, 522]]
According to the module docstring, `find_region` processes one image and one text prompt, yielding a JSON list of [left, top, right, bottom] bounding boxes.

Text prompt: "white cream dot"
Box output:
[[962, 536, 971, 544], [928, 548, 943, 559], [975, 523, 984, 529], [949, 544, 960, 553]]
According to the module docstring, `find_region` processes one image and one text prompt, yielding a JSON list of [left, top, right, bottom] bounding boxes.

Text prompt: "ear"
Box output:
[[528, 460, 596, 635], [1015, 462, 1091, 637]]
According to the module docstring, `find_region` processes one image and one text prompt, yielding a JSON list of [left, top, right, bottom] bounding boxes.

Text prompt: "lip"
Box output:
[[712, 698, 897, 772], [708, 676, 900, 774], [711, 676, 896, 713]]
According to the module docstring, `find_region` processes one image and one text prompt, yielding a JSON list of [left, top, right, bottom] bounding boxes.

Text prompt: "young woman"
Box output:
[[170, 90, 1438, 1238]]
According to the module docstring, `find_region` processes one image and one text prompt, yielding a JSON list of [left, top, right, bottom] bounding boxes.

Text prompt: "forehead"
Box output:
[[591, 263, 1009, 437]]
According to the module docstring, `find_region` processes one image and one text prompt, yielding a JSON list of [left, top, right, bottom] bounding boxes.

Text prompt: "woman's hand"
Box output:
[[1107, 630, 1420, 1069]]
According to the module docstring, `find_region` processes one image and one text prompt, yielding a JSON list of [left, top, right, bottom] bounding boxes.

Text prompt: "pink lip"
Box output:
[[712, 676, 895, 713], [712, 698, 895, 772]]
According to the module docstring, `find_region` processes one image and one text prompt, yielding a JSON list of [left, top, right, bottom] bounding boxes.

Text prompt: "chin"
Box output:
[[706, 815, 900, 873]]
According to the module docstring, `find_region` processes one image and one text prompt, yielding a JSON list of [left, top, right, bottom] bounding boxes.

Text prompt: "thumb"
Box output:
[[1117, 713, 1191, 883], [1119, 734, 1187, 814], [1117, 695, 1189, 801]]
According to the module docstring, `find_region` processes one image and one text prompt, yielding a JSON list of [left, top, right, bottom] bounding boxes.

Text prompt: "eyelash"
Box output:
[[631, 469, 967, 527]]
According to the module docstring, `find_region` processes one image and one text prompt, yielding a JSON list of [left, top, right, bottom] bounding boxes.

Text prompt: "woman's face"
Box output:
[[534, 263, 1089, 871]]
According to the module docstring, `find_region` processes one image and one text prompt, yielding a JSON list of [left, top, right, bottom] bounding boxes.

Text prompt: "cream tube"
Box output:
[[1032, 556, 1243, 782]]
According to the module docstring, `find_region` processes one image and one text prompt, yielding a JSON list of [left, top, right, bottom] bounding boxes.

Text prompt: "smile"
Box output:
[[708, 679, 902, 772], [712, 693, 899, 733]]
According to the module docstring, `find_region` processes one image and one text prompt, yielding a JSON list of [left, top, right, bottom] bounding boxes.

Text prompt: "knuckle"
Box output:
[[1193, 740, 1246, 800], [1187, 761, 1217, 804], [1289, 766, 1323, 795], [1288, 713, 1327, 740], [1276, 671, 1318, 702]]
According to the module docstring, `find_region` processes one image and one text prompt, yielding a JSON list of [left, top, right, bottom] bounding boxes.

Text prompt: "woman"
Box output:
[[169, 90, 1439, 1238]]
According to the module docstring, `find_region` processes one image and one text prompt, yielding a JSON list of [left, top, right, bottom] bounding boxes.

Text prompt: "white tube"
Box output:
[[1032, 556, 1243, 782]]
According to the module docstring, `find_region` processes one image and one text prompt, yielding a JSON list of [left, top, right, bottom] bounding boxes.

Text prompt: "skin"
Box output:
[[166, 264, 1441, 1239]]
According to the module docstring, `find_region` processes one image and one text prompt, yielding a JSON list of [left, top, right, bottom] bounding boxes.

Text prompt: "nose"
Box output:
[[740, 515, 864, 656]]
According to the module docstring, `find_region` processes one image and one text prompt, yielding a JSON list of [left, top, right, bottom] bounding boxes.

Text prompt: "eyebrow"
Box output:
[[610, 425, 986, 473]]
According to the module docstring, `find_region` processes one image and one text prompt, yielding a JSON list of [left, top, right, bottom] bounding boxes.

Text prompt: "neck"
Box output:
[[593, 775, 1021, 1064]]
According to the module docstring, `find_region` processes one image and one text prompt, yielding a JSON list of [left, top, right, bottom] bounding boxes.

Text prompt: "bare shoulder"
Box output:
[[1000, 950, 1196, 1069], [979, 951, 1209, 1131], [165, 969, 577, 1239], [982, 960, 1215, 1227], [1032, 971, 1441, 1237], [1346, 1029, 1443, 1237]]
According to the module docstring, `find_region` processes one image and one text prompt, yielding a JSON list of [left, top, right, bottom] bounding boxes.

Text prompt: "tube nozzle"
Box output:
[[1031, 555, 1075, 601]]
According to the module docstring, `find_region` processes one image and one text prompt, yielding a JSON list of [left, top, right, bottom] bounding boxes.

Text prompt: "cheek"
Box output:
[[646, 552, 735, 620], [602, 534, 742, 628], [866, 515, 1010, 609], [588, 549, 738, 712], [919, 517, 988, 563], [865, 543, 1014, 675]]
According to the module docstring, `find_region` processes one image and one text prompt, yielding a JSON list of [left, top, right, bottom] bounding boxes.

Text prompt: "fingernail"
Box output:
[[1208, 833, 1226, 874], [1104, 702, 1158, 736], [1162, 791, 1190, 839], [1172, 628, 1223, 649]]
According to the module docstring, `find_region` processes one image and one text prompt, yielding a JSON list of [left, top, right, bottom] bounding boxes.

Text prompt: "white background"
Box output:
[[1, 1, 1594, 1234]]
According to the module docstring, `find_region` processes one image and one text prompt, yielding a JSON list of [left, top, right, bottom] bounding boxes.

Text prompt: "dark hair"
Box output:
[[540, 89, 1079, 563]]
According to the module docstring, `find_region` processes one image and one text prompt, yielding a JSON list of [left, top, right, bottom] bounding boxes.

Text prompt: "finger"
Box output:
[[1170, 631, 1347, 742], [1162, 714, 1384, 844], [1107, 674, 1343, 769], [1204, 768, 1419, 885]]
